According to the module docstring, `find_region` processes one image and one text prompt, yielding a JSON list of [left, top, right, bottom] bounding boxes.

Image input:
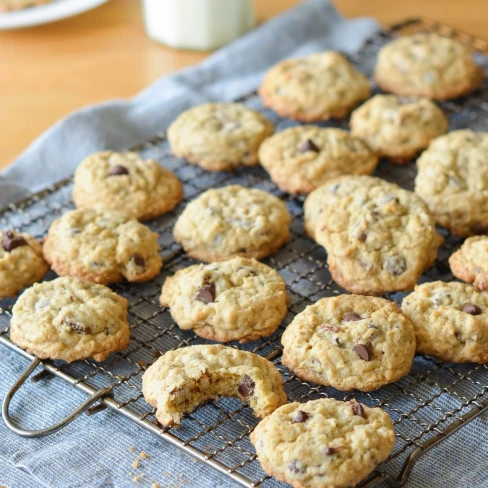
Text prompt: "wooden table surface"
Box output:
[[1, 0, 487, 168]]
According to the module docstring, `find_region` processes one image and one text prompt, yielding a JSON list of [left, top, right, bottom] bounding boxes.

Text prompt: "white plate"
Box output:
[[0, 0, 110, 29]]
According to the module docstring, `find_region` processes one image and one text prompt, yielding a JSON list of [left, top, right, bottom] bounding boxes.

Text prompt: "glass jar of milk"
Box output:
[[142, 0, 256, 51]]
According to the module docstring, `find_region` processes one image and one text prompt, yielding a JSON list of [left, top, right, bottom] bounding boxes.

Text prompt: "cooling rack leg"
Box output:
[[2, 357, 113, 438]]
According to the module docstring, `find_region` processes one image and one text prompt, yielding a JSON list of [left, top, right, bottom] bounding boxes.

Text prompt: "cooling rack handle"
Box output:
[[2, 357, 112, 438]]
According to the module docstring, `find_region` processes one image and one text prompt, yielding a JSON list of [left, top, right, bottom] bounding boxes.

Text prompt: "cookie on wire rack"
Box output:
[[415, 130, 488, 236], [304, 175, 443, 295], [142, 344, 287, 426], [281, 295, 416, 391], [9, 277, 130, 363], [167, 103, 274, 172], [73, 151, 183, 221], [250, 397, 395, 488], [258, 126, 378, 194], [43, 208, 162, 284], [173, 185, 291, 262], [402, 281, 488, 364], [449, 236, 488, 290], [0, 229, 49, 299], [350, 94, 448, 163], [374, 32, 483, 100], [259, 51, 370, 121], [160, 257, 288, 343]]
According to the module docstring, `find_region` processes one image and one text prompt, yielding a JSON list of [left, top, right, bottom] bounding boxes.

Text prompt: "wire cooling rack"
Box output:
[[2, 18, 488, 488]]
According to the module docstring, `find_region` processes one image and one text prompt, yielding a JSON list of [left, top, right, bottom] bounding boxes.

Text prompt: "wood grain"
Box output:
[[1, 0, 486, 168]]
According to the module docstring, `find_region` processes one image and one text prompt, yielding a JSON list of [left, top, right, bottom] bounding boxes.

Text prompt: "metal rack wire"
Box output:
[[1, 18, 488, 488]]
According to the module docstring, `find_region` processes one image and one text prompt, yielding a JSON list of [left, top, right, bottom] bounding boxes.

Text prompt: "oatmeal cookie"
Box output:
[[258, 127, 378, 194], [167, 103, 274, 171], [173, 185, 290, 262], [43, 209, 162, 284], [73, 151, 183, 221], [161, 257, 288, 342], [9, 277, 130, 363], [142, 344, 287, 426], [402, 281, 488, 363], [259, 51, 370, 121], [250, 397, 395, 488], [374, 33, 483, 100]]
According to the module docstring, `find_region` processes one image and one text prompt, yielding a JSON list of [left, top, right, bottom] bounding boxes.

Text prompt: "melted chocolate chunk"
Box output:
[[237, 375, 255, 398], [133, 255, 145, 267], [353, 342, 372, 361], [65, 320, 92, 335], [293, 410, 309, 423], [350, 400, 366, 418], [324, 446, 337, 456], [108, 165, 129, 176], [462, 303, 482, 315], [2, 231, 28, 252], [343, 312, 361, 322], [195, 283, 216, 304], [299, 139, 320, 153]]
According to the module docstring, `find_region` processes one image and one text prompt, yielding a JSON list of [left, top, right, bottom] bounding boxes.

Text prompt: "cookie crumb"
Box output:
[[132, 459, 139, 469], [151, 484, 160, 488], [133, 474, 144, 483], [140, 451, 150, 459], [129, 447, 136, 452]]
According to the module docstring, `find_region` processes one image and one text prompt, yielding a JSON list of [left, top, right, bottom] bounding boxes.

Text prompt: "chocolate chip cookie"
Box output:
[[9, 277, 130, 363], [402, 281, 488, 363], [303, 175, 392, 240], [374, 33, 483, 100], [173, 185, 290, 262], [250, 397, 395, 488], [43, 209, 162, 284], [142, 344, 287, 426], [350, 94, 448, 163], [167, 103, 274, 171], [258, 127, 378, 194], [306, 175, 443, 295], [161, 257, 288, 342], [73, 151, 183, 221], [259, 51, 370, 121], [0, 230, 49, 299], [450, 236, 488, 290], [415, 130, 488, 236], [281, 295, 416, 391]]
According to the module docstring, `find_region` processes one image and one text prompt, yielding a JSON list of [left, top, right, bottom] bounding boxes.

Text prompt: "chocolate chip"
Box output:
[[195, 283, 216, 304], [462, 303, 482, 315], [237, 375, 255, 398], [324, 446, 337, 456], [133, 255, 145, 267], [350, 400, 365, 418], [104, 327, 110, 335], [353, 342, 372, 361], [383, 255, 406, 276], [299, 139, 320, 153], [288, 460, 304, 473], [2, 231, 28, 252], [65, 321, 92, 335], [358, 233, 367, 242], [293, 410, 309, 423], [343, 312, 361, 322], [108, 165, 129, 176]]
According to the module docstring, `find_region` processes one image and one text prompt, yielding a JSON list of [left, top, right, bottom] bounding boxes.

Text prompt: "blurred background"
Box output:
[[0, 0, 485, 167]]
